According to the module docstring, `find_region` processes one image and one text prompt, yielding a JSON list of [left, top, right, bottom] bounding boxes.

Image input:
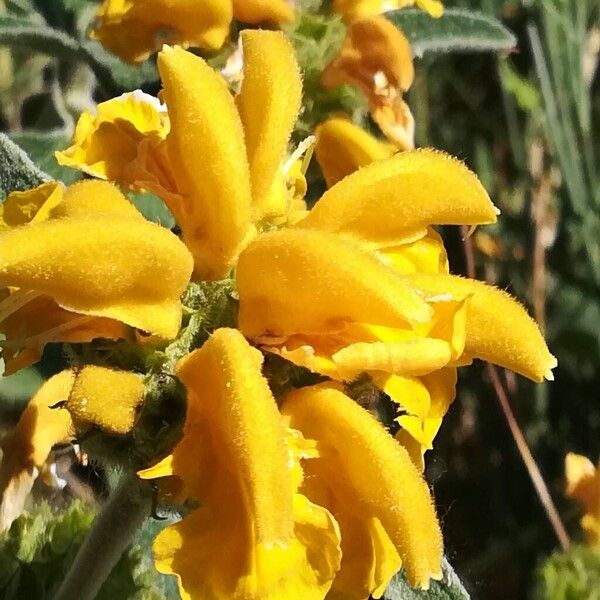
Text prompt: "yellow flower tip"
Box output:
[[418, 0, 444, 18], [237, 29, 303, 221], [93, 0, 232, 63], [51, 180, 144, 221], [237, 228, 433, 340], [0, 181, 64, 228], [282, 384, 443, 591], [158, 45, 253, 279], [408, 273, 556, 383], [315, 117, 396, 188], [0, 370, 73, 532], [232, 0, 294, 25], [66, 366, 144, 435], [299, 149, 498, 248]]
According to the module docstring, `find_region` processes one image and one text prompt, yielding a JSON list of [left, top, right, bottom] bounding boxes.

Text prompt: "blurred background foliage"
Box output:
[[0, 0, 599, 598]]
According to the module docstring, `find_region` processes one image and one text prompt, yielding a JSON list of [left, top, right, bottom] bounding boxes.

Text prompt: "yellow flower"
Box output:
[[314, 117, 396, 187], [58, 31, 302, 280], [565, 453, 600, 547], [0, 180, 63, 228], [139, 328, 341, 600], [0, 370, 74, 532], [322, 16, 416, 150], [334, 0, 444, 23], [282, 383, 443, 594], [0, 179, 194, 343], [92, 0, 293, 64]]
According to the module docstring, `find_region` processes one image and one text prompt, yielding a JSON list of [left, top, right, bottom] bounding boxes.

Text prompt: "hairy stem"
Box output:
[[54, 473, 152, 600]]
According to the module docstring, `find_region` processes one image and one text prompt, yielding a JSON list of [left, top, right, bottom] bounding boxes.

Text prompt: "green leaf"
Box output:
[[79, 40, 158, 96], [0, 367, 44, 412], [383, 558, 470, 600], [0, 133, 49, 199], [0, 16, 157, 96], [385, 9, 517, 58], [10, 130, 82, 184]]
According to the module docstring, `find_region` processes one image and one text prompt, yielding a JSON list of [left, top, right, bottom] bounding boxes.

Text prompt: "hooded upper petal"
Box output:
[[141, 329, 341, 599], [158, 46, 254, 279], [298, 149, 498, 247], [92, 0, 233, 63], [237, 228, 433, 339], [282, 384, 443, 592], [232, 0, 294, 24], [407, 273, 557, 382], [314, 117, 396, 188], [0, 181, 193, 338], [0, 370, 74, 532], [236, 30, 302, 221]]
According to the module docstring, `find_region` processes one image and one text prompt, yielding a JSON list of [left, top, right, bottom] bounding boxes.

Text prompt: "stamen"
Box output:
[[0, 289, 44, 324], [283, 135, 316, 176]]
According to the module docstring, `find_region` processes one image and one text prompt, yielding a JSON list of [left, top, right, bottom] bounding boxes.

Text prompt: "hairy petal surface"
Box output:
[[232, 0, 294, 24], [236, 30, 302, 221], [408, 273, 557, 382], [158, 46, 253, 279], [237, 228, 433, 339], [298, 149, 498, 247], [314, 117, 395, 188], [140, 329, 340, 599], [282, 384, 443, 592]]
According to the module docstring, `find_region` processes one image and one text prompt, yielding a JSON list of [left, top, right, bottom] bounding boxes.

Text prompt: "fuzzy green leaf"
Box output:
[[0, 133, 49, 199], [385, 9, 516, 58], [383, 558, 470, 600], [0, 15, 80, 56]]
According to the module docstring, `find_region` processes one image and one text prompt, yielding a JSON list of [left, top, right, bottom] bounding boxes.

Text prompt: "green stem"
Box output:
[[53, 473, 152, 600]]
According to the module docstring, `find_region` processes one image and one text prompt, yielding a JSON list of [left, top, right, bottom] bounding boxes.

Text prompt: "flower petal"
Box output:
[[237, 229, 433, 339], [92, 0, 232, 63], [0, 181, 63, 228], [232, 0, 294, 24], [236, 30, 302, 221], [148, 329, 340, 599], [67, 366, 144, 435], [298, 149, 498, 247], [55, 91, 169, 182], [0, 370, 73, 532], [314, 117, 396, 188], [0, 186, 193, 338], [158, 46, 253, 279], [282, 384, 443, 590], [408, 273, 557, 382]]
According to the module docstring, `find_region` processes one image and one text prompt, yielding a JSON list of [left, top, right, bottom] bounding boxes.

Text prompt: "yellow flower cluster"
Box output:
[[0, 27, 555, 600]]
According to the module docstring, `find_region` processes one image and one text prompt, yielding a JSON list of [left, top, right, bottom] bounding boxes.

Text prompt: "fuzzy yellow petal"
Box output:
[[236, 30, 302, 221], [237, 229, 433, 339], [50, 179, 145, 220], [0, 181, 63, 228], [0, 187, 193, 338], [67, 366, 144, 435], [283, 384, 443, 590], [55, 91, 169, 182], [92, 0, 232, 63], [299, 149, 498, 247], [148, 329, 340, 599], [332, 338, 452, 379], [232, 0, 294, 24], [314, 117, 396, 188], [158, 46, 253, 279], [322, 16, 414, 93], [0, 370, 74, 531], [407, 274, 557, 382]]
